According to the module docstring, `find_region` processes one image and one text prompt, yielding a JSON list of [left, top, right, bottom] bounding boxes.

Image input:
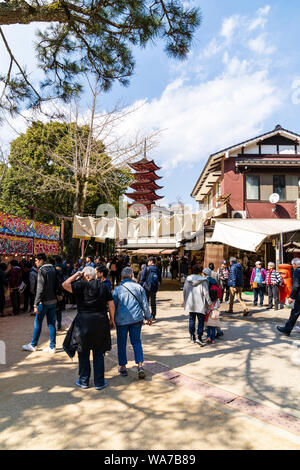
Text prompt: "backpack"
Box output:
[[144, 267, 159, 293], [209, 284, 222, 301]]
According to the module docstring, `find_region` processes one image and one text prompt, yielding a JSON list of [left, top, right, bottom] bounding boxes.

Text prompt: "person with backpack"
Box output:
[[228, 257, 249, 316], [183, 264, 212, 346], [139, 257, 161, 322], [203, 268, 224, 339]]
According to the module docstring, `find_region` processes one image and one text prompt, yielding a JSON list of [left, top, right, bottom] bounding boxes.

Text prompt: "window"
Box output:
[[279, 145, 296, 154], [273, 175, 285, 201], [286, 175, 299, 201], [207, 192, 212, 209], [246, 175, 259, 200]]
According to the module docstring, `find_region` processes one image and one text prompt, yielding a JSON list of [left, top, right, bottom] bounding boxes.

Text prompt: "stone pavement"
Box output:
[[0, 280, 300, 450]]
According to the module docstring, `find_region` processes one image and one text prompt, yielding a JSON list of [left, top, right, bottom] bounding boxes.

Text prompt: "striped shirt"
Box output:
[[267, 270, 283, 286]]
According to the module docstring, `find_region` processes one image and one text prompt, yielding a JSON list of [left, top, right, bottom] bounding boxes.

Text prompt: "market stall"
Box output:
[[0, 212, 61, 314], [0, 211, 60, 262]]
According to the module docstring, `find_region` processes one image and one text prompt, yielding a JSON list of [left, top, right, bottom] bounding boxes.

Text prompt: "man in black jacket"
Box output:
[[277, 258, 300, 336], [22, 253, 58, 353]]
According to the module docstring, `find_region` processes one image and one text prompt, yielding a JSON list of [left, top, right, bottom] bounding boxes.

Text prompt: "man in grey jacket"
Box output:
[[183, 264, 212, 346], [22, 253, 58, 354]]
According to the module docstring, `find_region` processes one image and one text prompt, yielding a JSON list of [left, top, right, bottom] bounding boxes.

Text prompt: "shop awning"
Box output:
[[131, 249, 165, 255], [210, 219, 300, 252]]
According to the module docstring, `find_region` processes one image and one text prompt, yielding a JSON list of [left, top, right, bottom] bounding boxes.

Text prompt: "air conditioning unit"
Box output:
[[232, 211, 247, 219], [296, 199, 300, 219]]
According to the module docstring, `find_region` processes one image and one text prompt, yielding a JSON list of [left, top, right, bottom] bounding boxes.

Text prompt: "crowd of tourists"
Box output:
[[1, 251, 300, 391], [12, 253, 162, 389]]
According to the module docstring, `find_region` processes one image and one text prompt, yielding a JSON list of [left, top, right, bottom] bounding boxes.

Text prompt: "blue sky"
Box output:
[[1, 1, 300, 210]]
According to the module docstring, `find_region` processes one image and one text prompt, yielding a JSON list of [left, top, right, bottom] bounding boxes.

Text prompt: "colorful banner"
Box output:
[[0, 212, 60, 241], [0, 234, 34, 255], [34, 239, 60, 256]]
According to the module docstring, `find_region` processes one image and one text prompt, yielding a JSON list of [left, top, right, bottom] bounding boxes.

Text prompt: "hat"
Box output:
[[203, 268, 212, 276]]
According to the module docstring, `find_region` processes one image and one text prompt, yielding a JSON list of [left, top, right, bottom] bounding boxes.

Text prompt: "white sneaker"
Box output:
[[22, 343, 36, 352], [42, 347, 56, 354], [295, 326, 300, 333]]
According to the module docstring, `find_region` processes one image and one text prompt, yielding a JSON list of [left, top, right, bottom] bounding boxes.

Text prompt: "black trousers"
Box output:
[[146, 291, 157, 318], [267, 285, 279, 309], [284, 301, 300, 334], [111, 272, 118, 289], [23, 288, 30, 312], [10, 290, 20, 315], [220, 281, 230, 302], [0, 293, 5, 314]]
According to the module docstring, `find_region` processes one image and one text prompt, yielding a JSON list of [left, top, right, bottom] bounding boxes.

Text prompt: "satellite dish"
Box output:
[[269, 193, 280, 204]]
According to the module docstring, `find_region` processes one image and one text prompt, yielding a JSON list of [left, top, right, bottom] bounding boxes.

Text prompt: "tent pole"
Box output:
[[280, 232, 284, 264]]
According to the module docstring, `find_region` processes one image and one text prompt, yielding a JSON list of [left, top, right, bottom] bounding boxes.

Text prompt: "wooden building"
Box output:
[[190, 125, 300, 276]]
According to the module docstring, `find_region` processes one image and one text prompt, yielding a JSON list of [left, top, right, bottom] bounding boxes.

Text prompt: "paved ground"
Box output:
[[0, 280, 300, 450]]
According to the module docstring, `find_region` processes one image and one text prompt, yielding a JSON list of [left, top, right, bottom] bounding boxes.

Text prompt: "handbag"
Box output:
[[18, 281, 26, 294], [210, 308, 220, 320], [205, 300, 218, 321]]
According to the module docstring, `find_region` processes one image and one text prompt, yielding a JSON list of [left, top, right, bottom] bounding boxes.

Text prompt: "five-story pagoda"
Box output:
[[126, 148, 163, 214]]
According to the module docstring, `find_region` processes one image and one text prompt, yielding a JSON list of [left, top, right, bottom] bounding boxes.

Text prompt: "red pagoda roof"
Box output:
[[129, 158, 161, 172], [130, 181, 163, 191], [133, 171, 162, 181], [125, 191, 163, 202]]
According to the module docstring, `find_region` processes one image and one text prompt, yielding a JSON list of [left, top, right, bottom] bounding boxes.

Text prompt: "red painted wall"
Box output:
[[220, 157, 297, 218], [222, 158, 244, 212], [245, 202, 295, 219]]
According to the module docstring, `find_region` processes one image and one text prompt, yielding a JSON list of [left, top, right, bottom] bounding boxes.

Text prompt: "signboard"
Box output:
[[34, 239, 60, 256], [0, 234, 34, 255], [0, 212, 60, 241]]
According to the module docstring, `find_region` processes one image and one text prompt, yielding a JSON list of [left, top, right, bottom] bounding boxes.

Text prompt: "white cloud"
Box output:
[[221, 15, 241, 41], [116, 68, 282, 169], [258, 5, 271, 16], [248, 5, 271, 31], [248, 34, 276, 55]]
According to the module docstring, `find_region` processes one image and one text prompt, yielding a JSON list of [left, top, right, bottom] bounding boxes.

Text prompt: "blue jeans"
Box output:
[[116, 323, 144, 367], [189, 313, 205, 339], [207, 326, 216, 341], [78, 349, 105, 387], [31, 304, 56, 349], [253, 284, 265, 306]]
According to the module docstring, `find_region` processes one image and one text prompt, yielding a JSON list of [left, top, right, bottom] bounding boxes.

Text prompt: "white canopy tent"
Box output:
[[72, 206, 228, 241], [210, 219, 300, 252]]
